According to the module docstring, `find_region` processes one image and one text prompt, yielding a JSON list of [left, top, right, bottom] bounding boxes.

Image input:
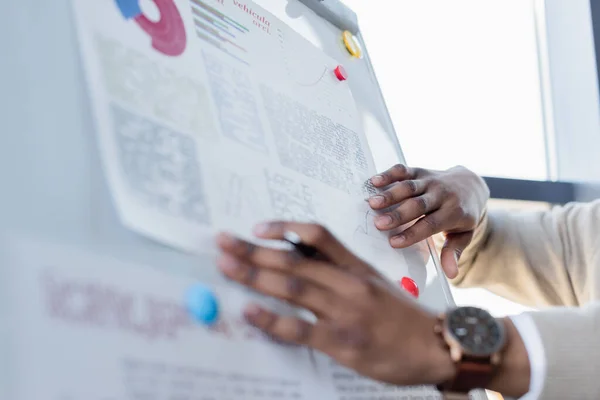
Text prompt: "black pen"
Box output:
[[283, 231, 327, 260]]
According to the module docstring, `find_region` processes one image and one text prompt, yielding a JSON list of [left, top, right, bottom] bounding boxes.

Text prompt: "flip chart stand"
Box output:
[[296, 0, 359, 33]]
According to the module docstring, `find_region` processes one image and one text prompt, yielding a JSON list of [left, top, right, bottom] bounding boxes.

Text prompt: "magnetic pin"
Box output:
[[185, 284, 220, 326], [400, 277, 419, 298]]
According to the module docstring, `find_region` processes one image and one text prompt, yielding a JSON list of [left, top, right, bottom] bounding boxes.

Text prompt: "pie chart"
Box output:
[[115, 0, 187, 57]]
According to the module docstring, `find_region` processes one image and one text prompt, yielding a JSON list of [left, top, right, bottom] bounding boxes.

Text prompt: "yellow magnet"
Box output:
[[342, 30, 362, 59]]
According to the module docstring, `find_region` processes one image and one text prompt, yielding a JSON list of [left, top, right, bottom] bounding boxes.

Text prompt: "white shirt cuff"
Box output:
[[508, 313, 546, 400]]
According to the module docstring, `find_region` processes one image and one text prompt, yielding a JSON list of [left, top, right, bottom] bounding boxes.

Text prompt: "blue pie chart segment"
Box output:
[[115, 0, 143, 20]]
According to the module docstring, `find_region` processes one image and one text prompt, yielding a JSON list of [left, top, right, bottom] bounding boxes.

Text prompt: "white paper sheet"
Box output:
[[70, 0, 421, 288], [2, 235, 445, 399]]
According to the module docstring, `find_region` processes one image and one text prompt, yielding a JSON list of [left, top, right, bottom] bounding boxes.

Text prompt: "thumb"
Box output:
[[439, 231, 474, 279]]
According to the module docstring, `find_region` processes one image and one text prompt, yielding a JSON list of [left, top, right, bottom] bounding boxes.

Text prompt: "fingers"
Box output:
[[370, 164, 420, 188], [251, 221, 364, 267], [439, 231, 474, 279], [387, 207, 450, 248], [243, 305, 338, 351], [217, 232, 306, 269], [374, 192, 443, 232], [244, 305, 368, 353], [218, 254, 335, 317], [216, 233, 366, 294], [368, 179, 427, 210]]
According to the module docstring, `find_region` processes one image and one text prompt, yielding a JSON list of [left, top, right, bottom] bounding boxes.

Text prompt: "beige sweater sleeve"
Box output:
[[452, 200, 600, 307], [450, 200, 600, 398]]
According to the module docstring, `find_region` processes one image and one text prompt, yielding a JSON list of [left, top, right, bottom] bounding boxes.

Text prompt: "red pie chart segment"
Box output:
[[134, 0, 187, 56], [115, 0, 187, 57]]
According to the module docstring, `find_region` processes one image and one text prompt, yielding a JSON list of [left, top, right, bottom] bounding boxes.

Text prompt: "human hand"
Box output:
[[216, 222, 456, 386], [367, 165, 489, 278]]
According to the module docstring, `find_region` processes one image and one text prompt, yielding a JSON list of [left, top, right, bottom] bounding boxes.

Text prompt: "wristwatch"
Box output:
[[434, 306, 507, 399]]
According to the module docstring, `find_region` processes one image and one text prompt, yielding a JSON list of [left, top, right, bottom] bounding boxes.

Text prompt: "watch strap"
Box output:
[[441, 392, 471, 400], [437, 355, 495, 394]]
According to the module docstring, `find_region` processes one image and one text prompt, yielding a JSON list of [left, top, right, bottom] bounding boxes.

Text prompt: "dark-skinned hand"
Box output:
[[216, 221, 456, 387], [367, 165, 489, 278]]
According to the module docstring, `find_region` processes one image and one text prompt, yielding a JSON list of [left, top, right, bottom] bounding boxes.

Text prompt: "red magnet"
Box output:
[[400, 277, 419, 298], [334, 65, 348, 81]]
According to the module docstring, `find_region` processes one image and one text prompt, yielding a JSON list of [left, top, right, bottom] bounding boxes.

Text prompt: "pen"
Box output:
[[283, 231, 327, 260]]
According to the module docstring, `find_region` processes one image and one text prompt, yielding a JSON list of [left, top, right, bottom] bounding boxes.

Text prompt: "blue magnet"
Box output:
[[114, 0, 143, 20], [185, 284, 220, 326]]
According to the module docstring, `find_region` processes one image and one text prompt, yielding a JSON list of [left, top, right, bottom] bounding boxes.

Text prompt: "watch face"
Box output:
[[447, 306, 505, 356]]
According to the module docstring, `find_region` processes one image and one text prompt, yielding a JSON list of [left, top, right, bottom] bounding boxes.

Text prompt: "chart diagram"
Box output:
[[189, 0, 250, 65], [115, 0, 187, 57]]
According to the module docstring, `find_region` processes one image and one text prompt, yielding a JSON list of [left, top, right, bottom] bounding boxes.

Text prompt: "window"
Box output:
[[344, 0, 549, 180]]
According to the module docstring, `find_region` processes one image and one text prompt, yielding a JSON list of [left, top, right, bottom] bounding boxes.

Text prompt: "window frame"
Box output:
[[484, 0, 600, 205], [539, 0, 600, 185], [483, 176, 575, 204]]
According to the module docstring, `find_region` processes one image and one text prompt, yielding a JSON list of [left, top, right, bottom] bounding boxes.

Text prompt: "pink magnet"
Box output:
[[334, 65, 348, 81], [400, 277, 419, 298]]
